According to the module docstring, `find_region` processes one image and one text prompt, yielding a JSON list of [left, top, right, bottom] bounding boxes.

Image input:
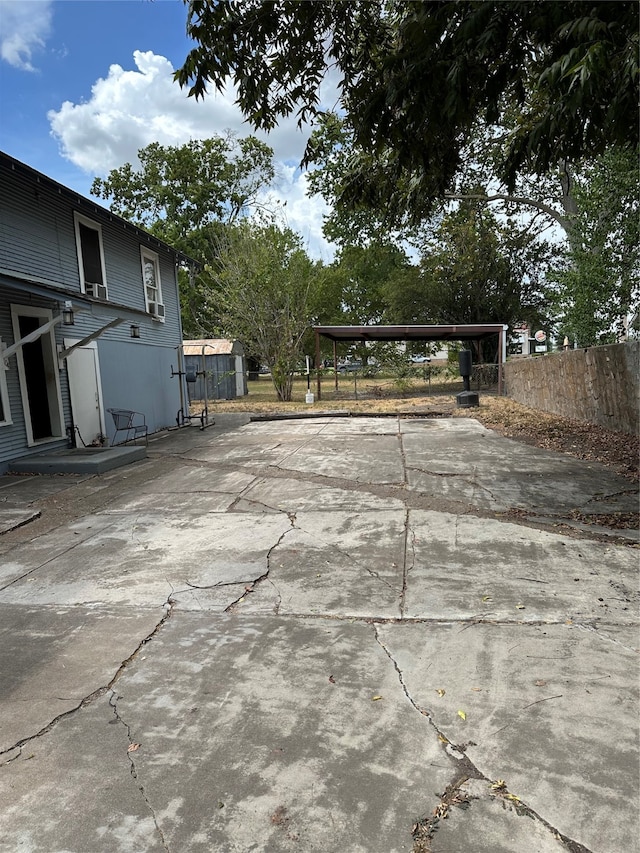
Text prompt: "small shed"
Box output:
[[183, 339, 248, 401]]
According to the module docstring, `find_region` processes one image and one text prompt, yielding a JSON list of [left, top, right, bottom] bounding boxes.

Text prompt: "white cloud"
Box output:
[[48, 49, 336, 258], [0, 0, 52, 70], [261, 166, 337, 262]]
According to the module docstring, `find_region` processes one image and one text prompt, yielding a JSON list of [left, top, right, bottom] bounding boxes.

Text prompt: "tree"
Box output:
[[547, 147, 640, 345], [320, 241, 420, 362], [205, 222, 322, 401], [177, 1, 638, 221], [386, 200, 550, 360], [91, 135, 275, 239], [91, 136, 276, 336]]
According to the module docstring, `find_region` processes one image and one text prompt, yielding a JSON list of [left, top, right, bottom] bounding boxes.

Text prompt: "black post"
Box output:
[[456, 349, 479, 408]]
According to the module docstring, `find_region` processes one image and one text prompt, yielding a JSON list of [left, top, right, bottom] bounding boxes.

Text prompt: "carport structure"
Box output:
[[313, 324, 509, 399]]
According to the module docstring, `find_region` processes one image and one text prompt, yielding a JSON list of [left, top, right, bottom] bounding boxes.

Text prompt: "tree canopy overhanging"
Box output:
[[176, 0, 638, 211]]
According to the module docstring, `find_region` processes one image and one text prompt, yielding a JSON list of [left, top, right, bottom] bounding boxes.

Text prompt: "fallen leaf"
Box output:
[[482, 595, 492, 602], [491, 779, 506, 791], [127, 743, 140, 753], [436, 689, 446, 697], [535, 679, 547, 687], [372, 695, 383, 701], [457, 710, 466, 721], [438, 734, 449, 744], [329, 675, 336, 684], [471, 687, 482, 692], [516, 604, 525, 610]]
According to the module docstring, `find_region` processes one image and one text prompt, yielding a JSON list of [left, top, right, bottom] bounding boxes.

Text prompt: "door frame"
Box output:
[[10, 303, 65, 447]]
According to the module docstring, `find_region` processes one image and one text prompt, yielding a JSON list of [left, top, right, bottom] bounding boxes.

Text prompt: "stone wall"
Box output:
[[503, 341, 639, 435]]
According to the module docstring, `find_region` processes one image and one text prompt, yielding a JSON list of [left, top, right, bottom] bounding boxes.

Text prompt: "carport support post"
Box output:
[[498, 327, 505, 396], [315, 328, 322, 401]]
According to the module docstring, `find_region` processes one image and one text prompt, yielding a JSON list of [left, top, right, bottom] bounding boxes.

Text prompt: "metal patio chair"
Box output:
[[107, 408, 148, 446]]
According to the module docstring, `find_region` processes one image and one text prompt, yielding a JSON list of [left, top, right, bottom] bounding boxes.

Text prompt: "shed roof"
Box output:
[[183, 339, 237, 356], [313, 324, 508, 342]]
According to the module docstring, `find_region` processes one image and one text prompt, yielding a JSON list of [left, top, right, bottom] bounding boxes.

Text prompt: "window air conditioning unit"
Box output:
[[149, 302, 165, 319], [86, 282, 107, 300]]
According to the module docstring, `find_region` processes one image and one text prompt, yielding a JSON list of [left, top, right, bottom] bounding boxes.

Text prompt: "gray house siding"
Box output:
[[0, 152, 192, 473], [99, 339, 182, 443]]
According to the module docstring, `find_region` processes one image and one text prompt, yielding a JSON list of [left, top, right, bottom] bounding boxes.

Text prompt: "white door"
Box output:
[[65, 340, 104, 446]]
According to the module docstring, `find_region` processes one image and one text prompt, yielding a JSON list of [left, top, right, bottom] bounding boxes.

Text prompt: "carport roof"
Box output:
[[313, 324, 507, 342]]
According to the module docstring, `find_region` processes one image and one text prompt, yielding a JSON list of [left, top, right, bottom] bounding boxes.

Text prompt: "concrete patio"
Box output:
[[0, 413, 637, 853]]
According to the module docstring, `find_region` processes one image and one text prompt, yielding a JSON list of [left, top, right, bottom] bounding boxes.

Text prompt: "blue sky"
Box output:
[[0, 0, 335, 259]]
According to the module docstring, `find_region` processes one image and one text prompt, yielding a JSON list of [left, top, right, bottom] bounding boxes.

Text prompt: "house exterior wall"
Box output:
[[0, 153, 188, 473]]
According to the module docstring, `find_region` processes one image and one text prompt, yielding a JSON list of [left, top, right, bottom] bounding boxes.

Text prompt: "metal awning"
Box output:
[[313, 324, 507, 342]]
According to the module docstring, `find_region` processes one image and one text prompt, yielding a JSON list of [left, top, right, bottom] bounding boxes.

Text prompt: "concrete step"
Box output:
[[8, 445, 146, 475]]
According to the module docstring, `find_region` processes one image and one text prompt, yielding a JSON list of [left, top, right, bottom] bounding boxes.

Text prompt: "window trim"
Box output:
[[0, 338, 12, 427], [74, 212, 108, 299], [140, 247, 165, 322]]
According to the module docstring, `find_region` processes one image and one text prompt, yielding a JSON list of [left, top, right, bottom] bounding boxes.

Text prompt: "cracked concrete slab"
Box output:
[[0, 413, 637, 853], [0, 506, 40, 534], [190, 426, 406, 484], [0, 696, 168, 853], [233, 475, 406, 513], [0, 514, 118, 587], [235, 509, 407, 617], [403, 509, 639, 624], [0, 603, 164, 752], [273, 433, 406, 483], [127, 465, 256, 496], [402, 420, 638, 515], [377, 620, 639, 853], [0, 512, 292, 607], [83, 614, 454, 853], [429, 779, 570, 853]]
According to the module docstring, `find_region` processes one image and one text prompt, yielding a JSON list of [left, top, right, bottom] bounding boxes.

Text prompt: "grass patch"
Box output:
[[191, 374, 470, 414]]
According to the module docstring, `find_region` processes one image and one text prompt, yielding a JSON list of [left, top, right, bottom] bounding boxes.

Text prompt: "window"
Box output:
[[141, 248, 165, 321], [0, 340, 11, 426], [74, 213, 108, 299]]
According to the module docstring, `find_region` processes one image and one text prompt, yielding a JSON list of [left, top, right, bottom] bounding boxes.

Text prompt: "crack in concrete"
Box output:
[[397, 425, 409, 489], [302, 531, 398, 591], [573, 622, 639, 653], [400, 510, 414, 618], [0, 518, 123, 592], [108, 690, 171, 852], [372, 624, 595, 853], [404, 464, 502, 504], [145, 452, 633, 542], [224, 519, 296, 613], [585, 488, 638, 505], [411, 773, 478, 850], [0, 597, 176, 762]]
